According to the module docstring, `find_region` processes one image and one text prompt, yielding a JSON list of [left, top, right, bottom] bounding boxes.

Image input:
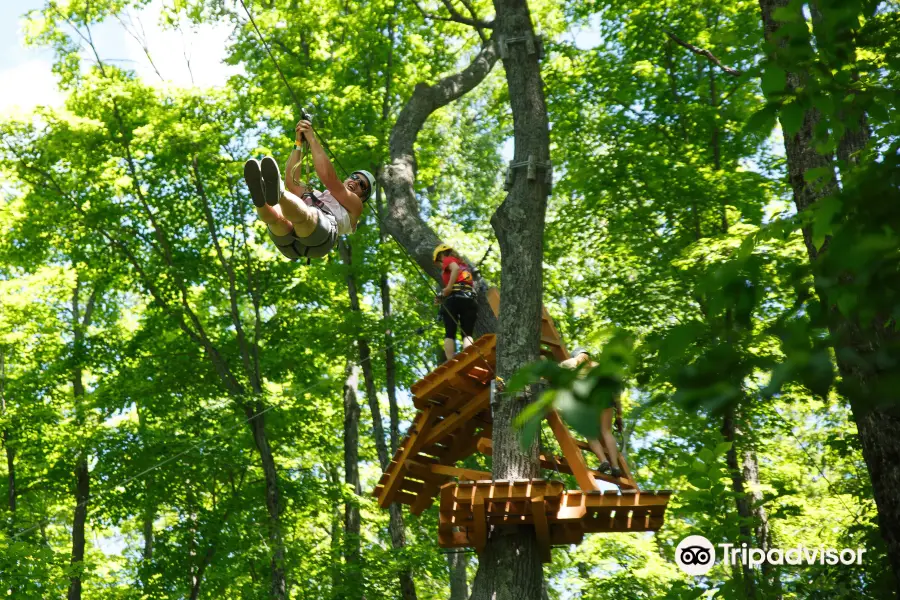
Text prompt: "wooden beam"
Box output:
[[377, 407, 435, 507], [420, 388, 491, 448], [374, 485, 416, 506], [472, 496, 486, 551], [531, 496, 552, 563], [486, 287, 500, 317], [411, 335, 496, 402], [546, 411, 598, 492], [430, 464, 493, 481]]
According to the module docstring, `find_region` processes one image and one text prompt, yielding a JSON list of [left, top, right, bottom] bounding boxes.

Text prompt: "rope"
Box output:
[[236, 0, 497, 379]]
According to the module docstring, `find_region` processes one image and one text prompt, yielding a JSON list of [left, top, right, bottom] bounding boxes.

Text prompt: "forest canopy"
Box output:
[[0, 0, 898, 599]]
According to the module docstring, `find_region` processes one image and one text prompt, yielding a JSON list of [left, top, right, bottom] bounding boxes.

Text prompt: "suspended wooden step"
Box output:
[[438, 479, 672, 562]]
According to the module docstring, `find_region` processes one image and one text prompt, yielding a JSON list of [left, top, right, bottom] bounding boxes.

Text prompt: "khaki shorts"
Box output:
[[268, 208, 338, 261]]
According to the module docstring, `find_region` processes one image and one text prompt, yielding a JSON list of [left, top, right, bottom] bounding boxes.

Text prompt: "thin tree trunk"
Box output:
[[721, 409, 757, 600], [134, 402, 155, 564], [376, 184, 401, 456], [379, 12, 401, 457], [743, 449, 781, 599], [343, 364, 363, 598], [1, 351, 14, 516], [68, 457, 89, 600], [758, 2, 900, 591], [189, 546, 216, 600], [68, 277, 98, 600], [448, 551, 468, 600], [339, 238, 418, 600], [244, 407, 287, 599]]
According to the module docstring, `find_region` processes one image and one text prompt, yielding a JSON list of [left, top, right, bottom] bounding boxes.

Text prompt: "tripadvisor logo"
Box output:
[[675, 535, 866, 576]]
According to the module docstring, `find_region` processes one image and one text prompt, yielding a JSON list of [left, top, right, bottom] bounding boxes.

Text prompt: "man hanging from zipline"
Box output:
[[244, 119, 376, 261]]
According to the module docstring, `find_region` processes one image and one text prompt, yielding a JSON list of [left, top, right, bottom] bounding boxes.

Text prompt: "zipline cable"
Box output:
[[236, 0, 497, 381]]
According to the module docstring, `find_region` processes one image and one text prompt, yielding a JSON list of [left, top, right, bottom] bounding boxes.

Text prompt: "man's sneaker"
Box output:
[[243, 159, 266, 207], [260, 156, 284, 206]]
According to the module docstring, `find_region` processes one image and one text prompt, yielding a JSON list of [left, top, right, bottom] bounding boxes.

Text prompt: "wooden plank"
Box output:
[[400, 479, 425, 494], [472, 497, 487, 551], [617, 452, 637, 489], [411, 335, 496, 402], [374, 485, 416, 506], [430, 464, 493, 481], [448, 480, 565, 505], [547, 411, 598, 492], [420, 388, 491, 448], [486, 287, 500, 317], [378, 407, 435, 507], [531, 496, 552, 563], [410, 420, 485, 515]]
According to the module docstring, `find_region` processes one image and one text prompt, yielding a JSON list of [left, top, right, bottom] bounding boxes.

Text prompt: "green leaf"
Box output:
[[714, 442, 733, 457], [780, 101, 806, 135], [772, 6, 802, 22], [762, 66, 787, 97], [688, 474, 711, 490], [744, 104, 779, 136]]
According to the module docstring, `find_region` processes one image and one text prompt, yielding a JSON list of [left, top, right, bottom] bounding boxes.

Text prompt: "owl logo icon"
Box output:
[[676, 535, 716, 575]]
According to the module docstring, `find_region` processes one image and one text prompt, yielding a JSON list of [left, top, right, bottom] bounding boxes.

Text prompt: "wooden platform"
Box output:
[[373, 287, 643, 517], [374, 335, 497, 514], [438, 480, 672, 562]]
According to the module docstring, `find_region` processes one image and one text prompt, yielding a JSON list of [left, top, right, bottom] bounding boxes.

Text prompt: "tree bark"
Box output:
[[343, 363, 363, 598], [382, 39, 500, 339], [68, 277, 98, 600], [721, 410, 757, 600], [448, 551, 469, 600], [758, 2, 900, 590], [339, 238, 418, 600], [743, 449, 781, 599], [1, 351, 13, 516], [470, 1, 549, 598]]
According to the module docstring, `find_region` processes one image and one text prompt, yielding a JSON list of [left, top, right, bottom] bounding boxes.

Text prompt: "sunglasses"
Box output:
[[349, 173, 370, 196]]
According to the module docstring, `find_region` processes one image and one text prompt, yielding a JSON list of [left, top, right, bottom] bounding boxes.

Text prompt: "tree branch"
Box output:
[[191, 156, 261, 394], [664, 30, 743, 77], [412, 0, 493, 30]]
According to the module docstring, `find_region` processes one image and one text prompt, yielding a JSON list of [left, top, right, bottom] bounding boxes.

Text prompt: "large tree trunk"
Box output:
[[470, 2, 550, 598], [382, 41, 500, 339], [758, 2, 900, 590], [343, 364, 363, 598]]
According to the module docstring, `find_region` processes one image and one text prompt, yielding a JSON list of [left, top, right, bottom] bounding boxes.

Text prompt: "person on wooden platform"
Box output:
[[560, 348, 624, 478], [433, 244, 478, 361], [244, 119, 375, 263]]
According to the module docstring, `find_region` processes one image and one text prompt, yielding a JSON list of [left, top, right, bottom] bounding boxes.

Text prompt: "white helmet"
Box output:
[[351, 169, 376, 201]]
